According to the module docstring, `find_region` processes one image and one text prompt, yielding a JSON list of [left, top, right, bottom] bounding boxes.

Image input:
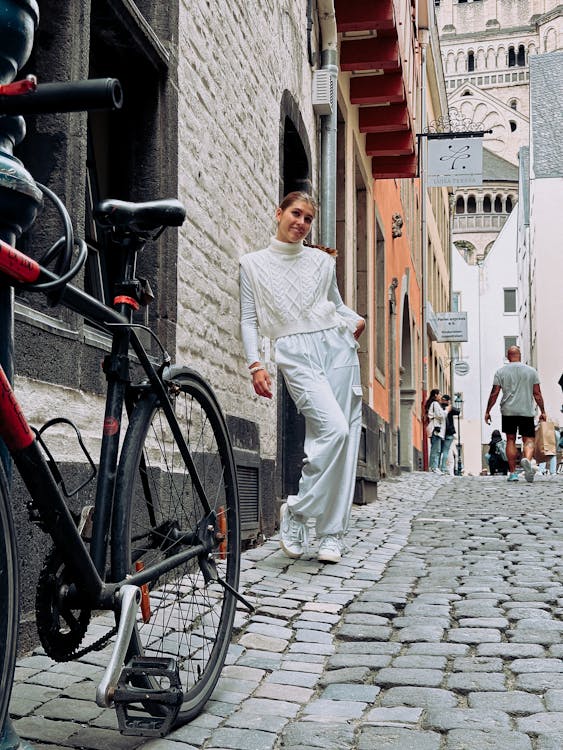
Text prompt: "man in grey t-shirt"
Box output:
[[484, 346, 546, 482]]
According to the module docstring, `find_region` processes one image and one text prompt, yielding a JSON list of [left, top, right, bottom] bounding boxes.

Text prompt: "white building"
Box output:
[[452, 208, 519, 475], [518, 50, 563, 424], [438, 0, 563, 471]]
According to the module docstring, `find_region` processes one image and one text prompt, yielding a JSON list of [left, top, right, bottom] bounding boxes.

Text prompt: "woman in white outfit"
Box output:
[[239, 192, 365, 563], [425, 389, 447, 474]]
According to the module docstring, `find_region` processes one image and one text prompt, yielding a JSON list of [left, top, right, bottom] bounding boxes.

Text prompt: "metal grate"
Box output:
[[236, 464, 259, 528]]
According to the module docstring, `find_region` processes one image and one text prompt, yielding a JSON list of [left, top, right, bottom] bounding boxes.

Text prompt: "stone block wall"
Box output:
[[175, 0, 318, 462]]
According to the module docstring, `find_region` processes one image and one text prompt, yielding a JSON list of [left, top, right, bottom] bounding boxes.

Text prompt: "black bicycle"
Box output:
[[0, 78, 249, 738]]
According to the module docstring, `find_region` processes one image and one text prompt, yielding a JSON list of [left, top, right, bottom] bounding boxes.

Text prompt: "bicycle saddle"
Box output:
[[94, 199, 186, 232]]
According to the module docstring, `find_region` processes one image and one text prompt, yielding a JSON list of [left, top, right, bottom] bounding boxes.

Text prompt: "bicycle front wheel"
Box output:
[[0, 461, 19, 730], [113, 367, 240, 724]]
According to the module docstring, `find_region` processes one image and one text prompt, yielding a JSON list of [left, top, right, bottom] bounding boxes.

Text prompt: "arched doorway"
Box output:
[[399, 292, 416, 470], [277, 92, 312, 499]]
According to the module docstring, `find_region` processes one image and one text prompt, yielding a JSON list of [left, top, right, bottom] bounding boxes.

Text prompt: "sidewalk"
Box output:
[[9, 472, 563, 749]]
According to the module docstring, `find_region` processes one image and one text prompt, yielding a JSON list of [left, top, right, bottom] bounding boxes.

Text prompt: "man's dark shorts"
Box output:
[[502, 415, 535, 438]]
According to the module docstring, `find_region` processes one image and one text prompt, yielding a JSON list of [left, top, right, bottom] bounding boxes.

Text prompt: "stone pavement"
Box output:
[[8, 471, 563, 749]]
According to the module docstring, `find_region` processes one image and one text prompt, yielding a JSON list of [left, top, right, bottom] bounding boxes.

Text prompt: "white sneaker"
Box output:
[[520, 457, 538, 483], [318, 535, 343, 564], [279, 503, 308, 558], [431, 468, 443, 475]]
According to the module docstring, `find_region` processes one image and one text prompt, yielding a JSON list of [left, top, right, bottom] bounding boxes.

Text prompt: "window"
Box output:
[[483, 195, 492, 213], [509, 120, 517, 132], [456, 196, 465, 214], [494, 195, 503, 213], [517, 44, 525, 66], [375, 219, 386, 376], [467, 195, 476, 213], [506, 196, 513, 213], [504, 336, 518, 352], [504, 288, 517, 314], [468, 51, 475, 71], [508, 46, 516, 67], [85, 1, 175, 324], [509, 99, 518, 110]]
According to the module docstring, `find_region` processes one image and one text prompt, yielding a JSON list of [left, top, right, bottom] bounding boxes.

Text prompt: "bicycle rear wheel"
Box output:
[[0, 461, 19, 729], [113, 367, 240, 724]]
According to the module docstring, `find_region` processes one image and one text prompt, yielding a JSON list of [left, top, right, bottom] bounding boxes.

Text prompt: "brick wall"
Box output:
[[176, 0, 317, 459]]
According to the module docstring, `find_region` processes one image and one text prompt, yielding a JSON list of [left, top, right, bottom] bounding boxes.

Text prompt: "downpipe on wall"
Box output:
[[317, 0, 337, 248]]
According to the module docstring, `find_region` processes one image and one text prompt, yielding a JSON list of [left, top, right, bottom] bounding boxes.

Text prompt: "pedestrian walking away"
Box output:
[[239, 191, 365, 564], [484, 345, 546, 482], [439, 394, 459, 474], [425, 388, 447, 474]]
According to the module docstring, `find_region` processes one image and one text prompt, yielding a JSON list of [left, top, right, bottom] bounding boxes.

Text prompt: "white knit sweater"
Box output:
[[240, 237, 361, 363]]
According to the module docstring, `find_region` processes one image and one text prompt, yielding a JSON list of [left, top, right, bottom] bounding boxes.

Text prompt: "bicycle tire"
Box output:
[[0, 461, 19, 730], [112, 367, 240, 725]]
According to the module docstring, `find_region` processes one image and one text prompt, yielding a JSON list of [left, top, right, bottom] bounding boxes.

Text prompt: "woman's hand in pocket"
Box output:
[[354, 319, 366, 340]]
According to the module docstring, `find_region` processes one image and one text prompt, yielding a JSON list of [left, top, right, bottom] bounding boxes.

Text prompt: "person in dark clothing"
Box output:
[[487, 429, 509, 475], [439, 394, 459, 474]]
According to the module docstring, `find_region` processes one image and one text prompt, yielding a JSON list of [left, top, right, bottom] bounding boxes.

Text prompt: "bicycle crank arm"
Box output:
[[216, 576, 255, 612], [96, 585, 141, 707]]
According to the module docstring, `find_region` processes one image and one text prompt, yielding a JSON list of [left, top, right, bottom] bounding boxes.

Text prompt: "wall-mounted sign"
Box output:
[[427, 137, 483, 187], [436, 312, 468, 342], [454, 360, 470, 376]]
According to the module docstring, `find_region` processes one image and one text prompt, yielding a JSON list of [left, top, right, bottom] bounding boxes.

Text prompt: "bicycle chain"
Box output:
[[60, 622, 119, 662], [35, 547, 119, 662]]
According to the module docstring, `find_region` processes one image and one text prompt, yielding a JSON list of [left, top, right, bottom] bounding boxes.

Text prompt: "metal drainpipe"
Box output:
[[419, 28, 429, 469], [317, 0, 338, 247]]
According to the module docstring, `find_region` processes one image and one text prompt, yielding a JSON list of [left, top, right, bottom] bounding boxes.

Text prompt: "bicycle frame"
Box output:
[[0, 238, 214, 611]]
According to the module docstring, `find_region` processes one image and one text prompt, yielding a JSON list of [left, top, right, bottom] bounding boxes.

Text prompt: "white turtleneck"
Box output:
[[240, 237, 361, 364]]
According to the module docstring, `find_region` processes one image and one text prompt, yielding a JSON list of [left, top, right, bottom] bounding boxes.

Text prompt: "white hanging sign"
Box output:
[[427, 137, 483, 187], [436, 312, 468, 342]]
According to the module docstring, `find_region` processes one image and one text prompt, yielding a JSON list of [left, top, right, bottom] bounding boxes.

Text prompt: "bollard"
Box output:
[[0, 2, 41, 747]]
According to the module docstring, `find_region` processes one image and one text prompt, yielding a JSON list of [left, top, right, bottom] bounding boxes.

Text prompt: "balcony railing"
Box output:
[[453, 213, 508, 231]]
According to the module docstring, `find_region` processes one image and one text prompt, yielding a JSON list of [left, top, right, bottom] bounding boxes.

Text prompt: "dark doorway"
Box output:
[[278, 97, 312, 498]]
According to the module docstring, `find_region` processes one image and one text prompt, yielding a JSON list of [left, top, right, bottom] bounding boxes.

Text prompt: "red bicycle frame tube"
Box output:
[[0, 367, 34, 451], [0, 240, 41, 284]]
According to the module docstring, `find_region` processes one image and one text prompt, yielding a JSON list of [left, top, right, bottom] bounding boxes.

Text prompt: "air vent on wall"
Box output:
[[312, 69, 335, 115]]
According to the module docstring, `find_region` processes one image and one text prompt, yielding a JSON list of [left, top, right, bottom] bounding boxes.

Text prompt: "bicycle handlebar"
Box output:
[[0, 78, 123, 116]]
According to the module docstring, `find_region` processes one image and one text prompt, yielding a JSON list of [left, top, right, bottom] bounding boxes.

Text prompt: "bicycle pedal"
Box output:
[[113, 656, 183, 737]]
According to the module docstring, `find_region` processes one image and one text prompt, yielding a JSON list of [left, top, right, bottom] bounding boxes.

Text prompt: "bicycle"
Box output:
[[0, 77, 251, 738]]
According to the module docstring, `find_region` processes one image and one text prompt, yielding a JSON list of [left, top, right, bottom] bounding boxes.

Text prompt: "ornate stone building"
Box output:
[[436, 0, 562, 263]]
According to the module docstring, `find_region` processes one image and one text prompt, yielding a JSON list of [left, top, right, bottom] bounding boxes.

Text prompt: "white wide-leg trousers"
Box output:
[[275, 326, 363, 537]]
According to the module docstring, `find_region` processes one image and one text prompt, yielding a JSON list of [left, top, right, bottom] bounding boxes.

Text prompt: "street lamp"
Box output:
[[454, 393, 464, 476]]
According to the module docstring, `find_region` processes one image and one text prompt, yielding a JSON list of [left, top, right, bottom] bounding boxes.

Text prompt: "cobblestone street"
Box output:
[[9, 472, 563, 749]]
